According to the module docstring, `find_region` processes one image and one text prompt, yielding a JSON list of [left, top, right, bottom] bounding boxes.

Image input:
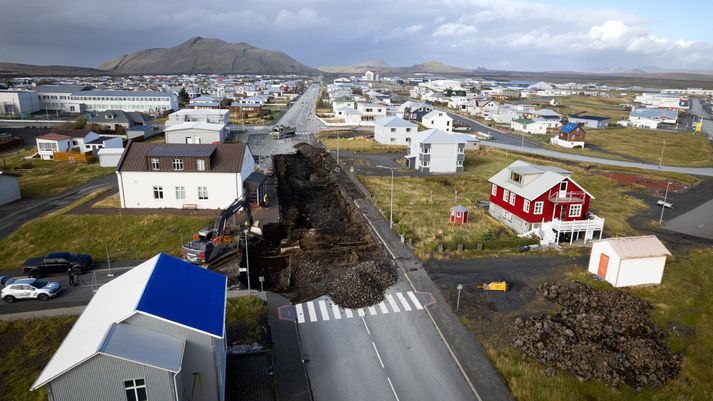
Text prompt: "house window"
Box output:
[[503, 189, 509, 202], [196, 159, 206, 171], [421, 160, 430, 167], [458, 144, 465, 154], [390, 128, 396, 132], [509, 192, 516, 205], [406, 128, 412, 132], [150, 158, 159, 170], [524, 199, 530, 213], [390, 138, 396, 142], [534, 201, 544, 215], [510, 172, 522, 184], [153, 186, 163, 199], [560, 181, 568, 191], [172, 159, 184, 171], [569, 204, 582, 217], [124, 378, 147, 401], [491, 184, 498, 196], [198, 186, 209, 200], [175, 186, 186, 200], [422, 146, 430, 154], [456, 159, 463, 166]]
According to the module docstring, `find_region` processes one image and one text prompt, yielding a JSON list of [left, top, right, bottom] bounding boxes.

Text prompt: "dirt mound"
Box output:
[[510, 280, 681, 389], [328, 261, 398, 309]]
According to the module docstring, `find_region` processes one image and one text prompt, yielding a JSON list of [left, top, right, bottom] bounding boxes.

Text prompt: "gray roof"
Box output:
[[413, 129, 466, 144], [86, 136, 116, 145], [146, 144, 217, 157], [596, 235, 671, 259], [34, 84, 88, 94], [100, 323, 185, 372], [72, 89, 174, 98], [488, 160, 592, 201], [375, 116, 417, 128], [630, 108, 678, 120], [450, 205, 469, 212], [88, 110, 148, 126]]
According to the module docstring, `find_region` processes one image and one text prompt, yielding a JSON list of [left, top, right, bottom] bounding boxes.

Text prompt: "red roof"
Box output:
[[36, 133, 72, 141]]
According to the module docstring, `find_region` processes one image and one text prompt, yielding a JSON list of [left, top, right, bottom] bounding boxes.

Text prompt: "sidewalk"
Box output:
[[355, 197, 514, 401]]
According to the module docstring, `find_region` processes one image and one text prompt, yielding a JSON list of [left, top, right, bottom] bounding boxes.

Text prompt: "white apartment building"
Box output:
[[421, 110, 453, 132], [373, 116, 417, 145], [406, 129, 466, 173], [166, 109, 230, 127]]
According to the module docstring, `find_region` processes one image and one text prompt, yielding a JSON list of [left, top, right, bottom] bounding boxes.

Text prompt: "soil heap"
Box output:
[[510, 280, 681, 389]]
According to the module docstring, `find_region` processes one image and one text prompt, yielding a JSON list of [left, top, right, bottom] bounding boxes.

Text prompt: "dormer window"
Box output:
[[510, 172, 522, 184]]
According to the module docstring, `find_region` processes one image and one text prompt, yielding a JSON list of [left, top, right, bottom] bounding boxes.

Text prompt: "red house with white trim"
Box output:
[[487, 160, 604, 244]]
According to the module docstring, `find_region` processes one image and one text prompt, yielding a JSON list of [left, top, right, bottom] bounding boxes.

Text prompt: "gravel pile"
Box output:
[[328, 260, 398, 308], [510, 280, 681, 389]]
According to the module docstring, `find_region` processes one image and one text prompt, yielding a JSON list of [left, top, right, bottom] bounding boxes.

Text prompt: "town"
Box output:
[[1, 3, 713, 401]]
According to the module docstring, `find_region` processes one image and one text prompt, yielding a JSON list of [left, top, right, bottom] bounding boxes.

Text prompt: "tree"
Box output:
[[178, 88, 190, 106], [64, 116, 87, 129], [220, 98, 234, 108]]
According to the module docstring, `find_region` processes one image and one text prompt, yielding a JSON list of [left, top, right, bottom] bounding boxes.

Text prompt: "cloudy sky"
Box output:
[[2, 0, 713, 72]]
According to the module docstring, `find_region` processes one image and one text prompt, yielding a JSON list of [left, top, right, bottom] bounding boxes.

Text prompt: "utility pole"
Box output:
[[456, 284, 463, 313], [105, 245, 114, 277], [244, 229, 251, 293], [659, 182, 671, 225], [659, 139, 666, 168]]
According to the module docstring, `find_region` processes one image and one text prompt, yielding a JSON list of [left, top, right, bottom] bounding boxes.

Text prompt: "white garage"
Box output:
[[0, 171, 21, 206], [588, 235, 671, 287]]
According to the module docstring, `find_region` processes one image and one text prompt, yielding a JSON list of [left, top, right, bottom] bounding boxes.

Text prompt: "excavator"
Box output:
[[182, 196, 260, 265]]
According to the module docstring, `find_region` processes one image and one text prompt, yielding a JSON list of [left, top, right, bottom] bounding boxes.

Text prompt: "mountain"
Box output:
[[319, 60, 472, 74], [99, 37, 315, 74], [0, 62, 105, 77]]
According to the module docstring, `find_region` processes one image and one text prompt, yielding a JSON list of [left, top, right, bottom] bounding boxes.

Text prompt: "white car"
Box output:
[[1, 278, 61, 303]]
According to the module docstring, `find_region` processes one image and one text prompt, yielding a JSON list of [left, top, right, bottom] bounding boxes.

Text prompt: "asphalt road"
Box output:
[[445, 110, 541, 148], [690, 97, 713, 139], [277, 84, 324, 134]]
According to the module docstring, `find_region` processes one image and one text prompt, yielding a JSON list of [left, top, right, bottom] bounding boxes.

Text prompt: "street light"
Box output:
[[244, 228, 251, 293], [658, 139, 666, 168], [659, 182, 671, 225], [376, 165, 395, 229]]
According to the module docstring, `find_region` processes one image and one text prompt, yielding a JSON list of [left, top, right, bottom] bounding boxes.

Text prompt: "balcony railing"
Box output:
[[548, 190, 586, 203], [551, 214, 604, 232]]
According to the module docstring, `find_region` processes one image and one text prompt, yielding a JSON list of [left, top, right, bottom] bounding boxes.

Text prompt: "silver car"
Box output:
[[1, 278, 61, 303]]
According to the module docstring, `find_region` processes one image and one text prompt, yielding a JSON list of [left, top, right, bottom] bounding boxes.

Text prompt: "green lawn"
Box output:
[[475, 247, 713, 401], [0, 212, 213, 269], [359, 148, 659, 258], [0, 316, 77, 401], [538, 94, 635, 122], [1, 151, 114, 198], [225, 296, 268, 344], [321, 137, 407, 154]]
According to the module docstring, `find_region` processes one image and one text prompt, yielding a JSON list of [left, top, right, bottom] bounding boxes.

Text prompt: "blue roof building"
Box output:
[[32, 253, 228, 401]]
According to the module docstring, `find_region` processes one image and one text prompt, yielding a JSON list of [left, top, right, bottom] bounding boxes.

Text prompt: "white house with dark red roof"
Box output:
[[488, 160, 604, 244], [36, 132, 72, 160]]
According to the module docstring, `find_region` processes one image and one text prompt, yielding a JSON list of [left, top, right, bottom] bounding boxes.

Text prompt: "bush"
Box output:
[[19, 161, 33, 169]]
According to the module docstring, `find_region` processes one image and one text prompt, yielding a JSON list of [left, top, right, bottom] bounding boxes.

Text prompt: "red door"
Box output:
[[597, 254, 609, 278]]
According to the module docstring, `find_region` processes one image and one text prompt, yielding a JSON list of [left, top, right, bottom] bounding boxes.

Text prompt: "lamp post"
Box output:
[[658, 139, 666, 168], [376, 165, 395, 228], [659, 182, 671, 225], [244, 229, 251, 293]]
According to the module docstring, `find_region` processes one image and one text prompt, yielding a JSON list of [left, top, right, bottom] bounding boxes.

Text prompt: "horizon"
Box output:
[[1, 0, 713, 73]]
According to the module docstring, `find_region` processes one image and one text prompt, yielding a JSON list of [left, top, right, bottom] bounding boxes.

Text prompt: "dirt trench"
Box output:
[[249, 144, 396, 306]]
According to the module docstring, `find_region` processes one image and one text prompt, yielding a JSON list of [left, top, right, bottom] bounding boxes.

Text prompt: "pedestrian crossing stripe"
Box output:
[[278, 291, 436, 324]]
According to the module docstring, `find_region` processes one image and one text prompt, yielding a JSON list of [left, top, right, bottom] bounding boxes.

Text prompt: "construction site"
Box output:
[[219, 144, 396, 308]]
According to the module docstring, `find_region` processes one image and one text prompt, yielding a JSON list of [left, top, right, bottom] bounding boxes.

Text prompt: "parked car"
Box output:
[[1, 278, 61, 302], [23, 252, 95, 278]]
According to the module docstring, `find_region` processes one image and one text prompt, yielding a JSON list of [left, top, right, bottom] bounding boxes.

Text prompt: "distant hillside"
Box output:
[[100, 37, 316, 74], [319, 60, 472, 75], [0, 63, 105, 77]]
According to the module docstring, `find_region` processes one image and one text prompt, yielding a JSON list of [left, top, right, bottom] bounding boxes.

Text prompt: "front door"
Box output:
[[559, 205, 566, 220], [559, 181, 568, 198], [597, 253, 609, 278]]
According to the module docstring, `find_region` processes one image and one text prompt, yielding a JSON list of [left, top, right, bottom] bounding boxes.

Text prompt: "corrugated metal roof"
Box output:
[[375, 116, 417, 128], [32, 253, 226, 390], [413, 129, 466, 144], [630, 108, 678, 120], [34, 85, 88, 93], [146, 144, 217, 157], [488, 160, 593, 201], [36, 133, 71, 141], [118, 142, 247, 173], [560, 122, 581, 133], [100, 323, 185, 372], [164, 121, 225, 132], [73, 89, 174, 98], [569, 114, 609, 121], [597, 235, 671, 259]]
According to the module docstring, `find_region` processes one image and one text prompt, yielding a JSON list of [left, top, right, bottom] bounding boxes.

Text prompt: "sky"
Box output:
[[1, 0, 713, 72]]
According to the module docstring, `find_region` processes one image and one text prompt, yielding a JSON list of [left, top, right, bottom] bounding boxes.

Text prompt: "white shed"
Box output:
[[588, 235, 671, 287], [0, 171, 21, 206], [97, 148, 125, 168]]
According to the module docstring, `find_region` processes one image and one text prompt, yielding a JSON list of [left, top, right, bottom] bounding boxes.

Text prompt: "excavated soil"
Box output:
[[252, 144, 393, 307], [510, 280, 681, 390]]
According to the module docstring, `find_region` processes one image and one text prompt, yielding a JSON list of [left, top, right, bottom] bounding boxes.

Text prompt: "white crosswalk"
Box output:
[[294, 291, 426, 324]]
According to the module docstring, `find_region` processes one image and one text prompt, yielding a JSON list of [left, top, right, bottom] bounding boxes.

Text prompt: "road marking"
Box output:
[[306, 302, 318, 322], [396, 292, 412, 311], [368, 306, 378, 316], [318, 300, 330, 321], [331, 303, 342, 320], [361, 316, 371, 335], [378, 301, 389, 314], [407, 291, 424, 310], [387, 377, 401, 401], [345, 308, 354, 318], [357, 308, 366, 317], [372, 342, 385, 368], [295, 303, 305, 323], [385, 293, 400, 312]]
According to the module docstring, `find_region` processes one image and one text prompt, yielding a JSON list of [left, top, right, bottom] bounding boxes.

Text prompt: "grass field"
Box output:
[[359, 148, 665, 258], [534, 94, 635, 122], [0, 316, 77, 401], [1, 151, 113, 198], [321, 137, 407, 153], [225, 296, 268, 345], [91, 193, 121, 208], [0, 211, 213, 269], [474, 247, 713, 401]]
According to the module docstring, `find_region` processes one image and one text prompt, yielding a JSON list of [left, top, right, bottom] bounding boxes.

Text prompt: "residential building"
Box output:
[[229, 102, 264, 120], [355, 102, 387, 122], [97, 148, 125, 168], [634, 93, 686, 110], [624, 108, 679, 129], [188, 95, 221, 109], [487, 160, 603, 244], [510, 119, 549, 135], [0, 171, 21, 206], [35, 129, 116, 160], [551, 122, 586, 148], [35, 132, 72, 160], [396, 101, 433, 121], [164, 122, 227, 144], [568, 114, 609, 129], [31, 253, 228, 401], [406, 129, 466, 173], [166, 109, 229, 127], [88, 110, 150, 131], [363, 71, 375, 81], [588, 235, 671, 287], [373, 116, 417, 145], [116, 142, 254, 209], [421, 110, 453, 132], [0, 90, 42, 116]]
